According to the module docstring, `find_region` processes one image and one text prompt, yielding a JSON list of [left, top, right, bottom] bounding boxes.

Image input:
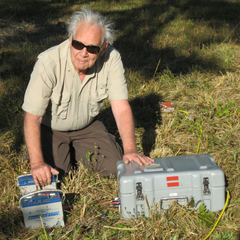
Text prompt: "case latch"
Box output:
[[203, 177, 211, 195], [136, 182, 144, 200]]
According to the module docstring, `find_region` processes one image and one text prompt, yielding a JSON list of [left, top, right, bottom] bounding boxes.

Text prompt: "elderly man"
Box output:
[[22, 7, 153, 187]]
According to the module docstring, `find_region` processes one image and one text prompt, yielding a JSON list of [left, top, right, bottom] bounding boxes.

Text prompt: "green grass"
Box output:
[[1, 0, 240, 239]]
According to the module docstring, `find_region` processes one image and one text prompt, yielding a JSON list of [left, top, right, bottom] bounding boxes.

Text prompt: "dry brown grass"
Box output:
[[1, 0, 240, 239]]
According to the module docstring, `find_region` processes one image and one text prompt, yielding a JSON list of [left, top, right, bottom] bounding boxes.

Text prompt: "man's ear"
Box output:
[[99, 41, 108, 56], [69, 36, 72, 48]]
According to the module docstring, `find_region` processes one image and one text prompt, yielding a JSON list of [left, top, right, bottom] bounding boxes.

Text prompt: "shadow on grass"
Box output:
[[0, 207, 24, 237], [0, 0, 240, 149], [1, 0, 239, 78], [111, 0, 240, 77], [97, 93, 162, 156]]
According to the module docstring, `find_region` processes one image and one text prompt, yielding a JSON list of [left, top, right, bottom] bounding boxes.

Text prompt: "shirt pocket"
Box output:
[[51, 91, 71, 119], [89, 92, 108, 117]]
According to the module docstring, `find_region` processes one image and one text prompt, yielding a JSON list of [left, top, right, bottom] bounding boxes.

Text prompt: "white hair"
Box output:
[[67, 7, 116, 45]]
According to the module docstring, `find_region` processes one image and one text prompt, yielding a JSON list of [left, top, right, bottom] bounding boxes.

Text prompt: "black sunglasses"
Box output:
[[71, 38, 102, 54]]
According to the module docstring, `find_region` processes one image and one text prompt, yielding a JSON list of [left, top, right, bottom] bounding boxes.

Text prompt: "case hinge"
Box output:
[[203, 177, 211, 195], [136, 182, 144, 200]]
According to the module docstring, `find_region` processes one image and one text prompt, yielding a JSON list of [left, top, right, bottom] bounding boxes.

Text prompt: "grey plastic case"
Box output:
[[117, 154, 225, 219]]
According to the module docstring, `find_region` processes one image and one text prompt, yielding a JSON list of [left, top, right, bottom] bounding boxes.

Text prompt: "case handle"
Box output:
[[19, 189, 65, 207], [160, 195, 188, 209]]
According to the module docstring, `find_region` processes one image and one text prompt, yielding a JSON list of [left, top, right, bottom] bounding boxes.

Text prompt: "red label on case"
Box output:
[[166, 176, 179, 181], [167, 182, 179, 187]]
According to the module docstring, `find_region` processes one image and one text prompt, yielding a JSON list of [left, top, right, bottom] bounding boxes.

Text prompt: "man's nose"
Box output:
[[80, 47, 88, 56]]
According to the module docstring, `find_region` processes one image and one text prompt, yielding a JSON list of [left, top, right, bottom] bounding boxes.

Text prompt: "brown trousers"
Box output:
[[41, 120, 122, 178]]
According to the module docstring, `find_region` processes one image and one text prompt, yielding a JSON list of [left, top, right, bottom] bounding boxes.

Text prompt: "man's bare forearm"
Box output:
[[23, 112, 59, 186], [111, 100, 136, 153], [24, 112, 44, 167], [111, 99, 154, 166]]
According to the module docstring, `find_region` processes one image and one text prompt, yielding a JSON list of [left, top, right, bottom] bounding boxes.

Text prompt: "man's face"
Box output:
[[69, 21, 107, 76]]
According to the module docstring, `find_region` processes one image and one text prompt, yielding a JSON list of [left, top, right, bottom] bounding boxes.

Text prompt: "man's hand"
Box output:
[[123, 150, 154, 166], [30, 162, 59, 187]]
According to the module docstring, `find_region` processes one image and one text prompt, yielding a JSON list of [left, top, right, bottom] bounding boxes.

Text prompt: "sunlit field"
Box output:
[[0, 0, 240, 239]]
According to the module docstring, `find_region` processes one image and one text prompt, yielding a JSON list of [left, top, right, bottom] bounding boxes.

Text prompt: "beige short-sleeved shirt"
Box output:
[[22, 39, 128, 131]]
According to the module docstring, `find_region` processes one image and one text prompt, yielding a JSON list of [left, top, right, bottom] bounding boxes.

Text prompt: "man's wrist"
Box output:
[[124, 149, 137, 154], [30, 160, 45, 168]]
